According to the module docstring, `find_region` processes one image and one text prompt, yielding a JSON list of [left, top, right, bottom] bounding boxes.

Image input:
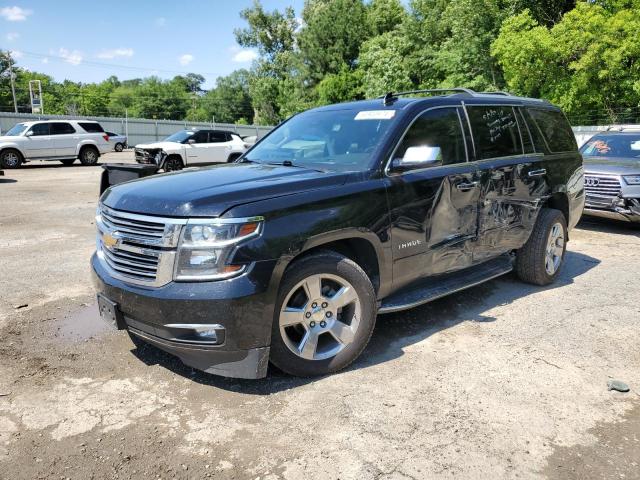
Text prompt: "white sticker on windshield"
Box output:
[[354, 110, 396, 121]]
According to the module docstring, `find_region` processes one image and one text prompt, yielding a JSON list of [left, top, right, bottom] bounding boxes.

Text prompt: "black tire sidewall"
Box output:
[[540, 212, 568, 283], [115, 143, 124, 152], [61, 159, 75, 166], [1, 149, 22, 169], [164, 157, 183, 171], [79, 147, 99, 165], [269, 252, 377, 377]]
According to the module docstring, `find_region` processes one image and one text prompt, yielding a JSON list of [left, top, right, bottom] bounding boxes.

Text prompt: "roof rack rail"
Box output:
[[379, 88, 475, 106], [480, 91, 511, 96]]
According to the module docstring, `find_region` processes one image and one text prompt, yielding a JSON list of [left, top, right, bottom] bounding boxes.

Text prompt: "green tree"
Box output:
[[367, 0, 408, 35], [297, 0, 371, 83], [202, 69, 254, 123], [316, 67, 364, 104], [493, 1, 640, 123]]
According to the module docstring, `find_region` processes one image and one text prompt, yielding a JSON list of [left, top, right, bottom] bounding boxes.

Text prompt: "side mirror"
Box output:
[[25, 130, 34, 137], [187, 139, 196, 145], [392, 146, 441, 171]]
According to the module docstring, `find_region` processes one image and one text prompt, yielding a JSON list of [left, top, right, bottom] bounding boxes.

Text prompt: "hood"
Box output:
[[0, 136, 18, 144], [101, 163, 348, 217], [135, 141, 182, 150], [583, 156, 640, 175]]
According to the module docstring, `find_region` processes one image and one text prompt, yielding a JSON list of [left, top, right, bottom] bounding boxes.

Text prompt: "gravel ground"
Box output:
[[0, 153, 639, 480]]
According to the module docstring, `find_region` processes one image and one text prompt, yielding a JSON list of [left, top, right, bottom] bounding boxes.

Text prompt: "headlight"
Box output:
[[174, 217, 263, 281], [623, 175, 640, 185]]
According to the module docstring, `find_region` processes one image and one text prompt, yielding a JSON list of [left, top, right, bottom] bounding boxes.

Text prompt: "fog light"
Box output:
[[194, 328, 218, 341]]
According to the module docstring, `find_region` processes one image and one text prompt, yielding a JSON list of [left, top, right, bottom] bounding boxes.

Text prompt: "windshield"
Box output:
[[580, 134, 640, 159], [164, 130, 195, 143], [4, 123, 27, 136], [245, 109, 398, 172]]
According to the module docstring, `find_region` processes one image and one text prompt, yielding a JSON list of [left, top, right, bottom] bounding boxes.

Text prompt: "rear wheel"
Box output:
[[79, 146, 99, 166], [60, 159, 76, 166], [0, 149, 23, 169], [515, 208, 567, 286], [114, 143, 124, 152], [269, 252, 377, 377], [163, 156, 184, 172]]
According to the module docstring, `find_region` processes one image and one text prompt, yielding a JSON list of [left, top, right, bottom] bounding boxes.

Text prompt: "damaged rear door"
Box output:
[[385, 106, 480, 290], [464, 104, 545, 261]]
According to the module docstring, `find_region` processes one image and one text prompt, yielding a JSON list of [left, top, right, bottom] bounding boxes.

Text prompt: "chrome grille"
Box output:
[[96, 205, 184, 287], [100, 207, 165, 241], [584, 174, 622, 198], [101, 244, 160, 280]]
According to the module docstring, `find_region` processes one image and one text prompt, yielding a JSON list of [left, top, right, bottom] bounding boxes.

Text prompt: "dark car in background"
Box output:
[[580, 127, 640, 222], [92, 89, 584, 379]]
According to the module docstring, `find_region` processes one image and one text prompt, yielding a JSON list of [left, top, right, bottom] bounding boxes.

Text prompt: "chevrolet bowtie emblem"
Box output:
[[102, 232, 119, 248]]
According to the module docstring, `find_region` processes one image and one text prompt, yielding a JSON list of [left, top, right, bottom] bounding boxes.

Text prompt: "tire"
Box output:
[[0, 149, 23, 169], [163, 156, 184, 172], [114, 143, 124, 152], [79, 146, 99, 166], [227, 153, 242, 163], [60, 159, 76, 166], [269, 251, 377, 377], [515, 208, 567, 286]]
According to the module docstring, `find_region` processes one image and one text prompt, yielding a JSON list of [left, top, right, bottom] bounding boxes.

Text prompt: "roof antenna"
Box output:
[[382, 92, 396, 106]]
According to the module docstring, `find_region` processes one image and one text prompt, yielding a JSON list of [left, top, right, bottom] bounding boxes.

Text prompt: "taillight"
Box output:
[[103, 134, 109, 142]]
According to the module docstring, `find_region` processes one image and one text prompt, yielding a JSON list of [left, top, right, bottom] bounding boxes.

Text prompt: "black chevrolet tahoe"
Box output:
[[92, 88, 585, 379]]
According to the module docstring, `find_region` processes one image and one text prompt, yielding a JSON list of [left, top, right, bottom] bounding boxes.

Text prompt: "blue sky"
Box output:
[[1, 1, 305, 89]]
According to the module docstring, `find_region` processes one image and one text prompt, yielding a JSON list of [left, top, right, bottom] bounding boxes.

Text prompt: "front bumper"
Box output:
[[584, 195, 640, 223], [91, 253, 278, 379]]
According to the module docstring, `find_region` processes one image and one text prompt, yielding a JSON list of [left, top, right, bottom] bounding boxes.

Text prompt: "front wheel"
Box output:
[[515, 208, 567, 286], [0, 149, 22, 169], [163, 156, 184, 172], [269, 252, 377, 377]]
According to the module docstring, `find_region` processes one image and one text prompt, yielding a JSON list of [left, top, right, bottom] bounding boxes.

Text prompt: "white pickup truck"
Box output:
[[0, 120, 112, 168]]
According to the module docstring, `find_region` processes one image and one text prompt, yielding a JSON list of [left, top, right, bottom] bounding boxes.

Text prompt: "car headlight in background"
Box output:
[[174, 217, 263, 281], [623, 175, 640, 185]]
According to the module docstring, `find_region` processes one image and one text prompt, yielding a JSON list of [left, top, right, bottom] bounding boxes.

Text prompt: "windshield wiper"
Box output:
[[263, 160, 326, 172]]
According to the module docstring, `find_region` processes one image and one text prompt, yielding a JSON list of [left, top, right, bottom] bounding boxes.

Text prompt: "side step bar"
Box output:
[[378, 254, 513, 314]]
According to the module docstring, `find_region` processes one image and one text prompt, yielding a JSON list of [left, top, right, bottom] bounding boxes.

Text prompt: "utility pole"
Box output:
[[8, 60, 18, 113]]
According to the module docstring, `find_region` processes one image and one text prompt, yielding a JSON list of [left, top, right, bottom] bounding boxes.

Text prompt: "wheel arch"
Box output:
[[0, 146, 25, 161], [542, 193, 570, 237], [77, 142, 100, 157], [277, 230, 387, 297], [160, 153, 184, 169]]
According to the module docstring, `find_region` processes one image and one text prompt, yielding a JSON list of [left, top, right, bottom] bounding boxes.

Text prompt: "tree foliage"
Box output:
[[3, 1, 639, 126]]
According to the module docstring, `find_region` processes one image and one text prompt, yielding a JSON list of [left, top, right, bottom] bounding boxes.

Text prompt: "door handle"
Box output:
[[528, 168, 546, 178], [456, 181, 479, 191]]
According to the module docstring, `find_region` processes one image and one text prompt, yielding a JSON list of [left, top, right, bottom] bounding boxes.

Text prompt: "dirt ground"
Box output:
[[0, 153, 639, 480]]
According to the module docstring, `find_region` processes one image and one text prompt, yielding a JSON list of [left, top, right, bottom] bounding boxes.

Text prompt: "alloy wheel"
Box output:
[[279, 273, 361, 361], [2, 151, 20, 168], [545, 222, 565, 275]]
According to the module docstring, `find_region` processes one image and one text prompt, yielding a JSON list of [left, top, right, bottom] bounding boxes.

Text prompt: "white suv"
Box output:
[[0, 120, 112, 168], [134, 129, 249, 171]]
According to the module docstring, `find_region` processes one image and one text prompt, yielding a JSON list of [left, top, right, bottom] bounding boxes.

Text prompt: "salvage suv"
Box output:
[[0, 120, 111, 168], [580, 127, 640, 222], [134, 129, 248, 171], [92, 89, 584, 379]]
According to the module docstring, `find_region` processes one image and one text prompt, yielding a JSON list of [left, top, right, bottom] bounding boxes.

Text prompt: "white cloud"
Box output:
[[0, 6, 32, 21], [57, 48, 83, 65], [178, 54, 194, 66], [9, 49, 23, 59], [6, 31, 19, 41], [154, 17, 166, 27], [96, 48, 134, 59], [41, 57, 48, 64], [232, 49, 258, 63]]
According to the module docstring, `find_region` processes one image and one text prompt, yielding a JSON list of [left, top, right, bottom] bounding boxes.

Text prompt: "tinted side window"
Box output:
[[515, 108, 534, 154], [29, 123, 50, 136], [79, 122, 105, 133], [527, 108, 577, 153], [190, 131, 209, 143], [394, 107, 466, 168], [50, 122, 76, 135], [209, 131, 228, 143], [467, 106, 522, 159]]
